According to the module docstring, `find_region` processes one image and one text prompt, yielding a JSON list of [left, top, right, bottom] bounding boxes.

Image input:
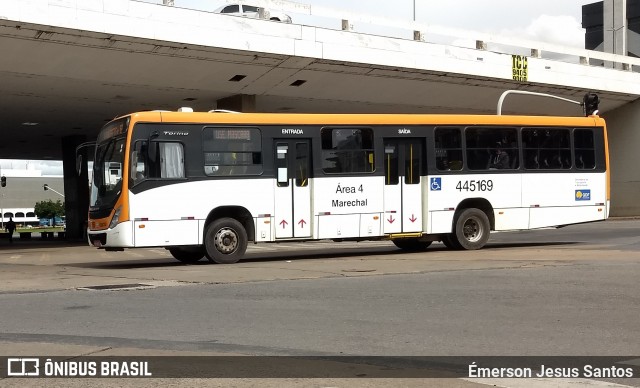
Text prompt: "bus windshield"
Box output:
[[90, 137, 125, 209]]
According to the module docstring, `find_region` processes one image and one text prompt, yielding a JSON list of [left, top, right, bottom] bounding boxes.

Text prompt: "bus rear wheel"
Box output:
[[392, 239, 432, 251], [204, 218, 247, 264], [168, 247, 205, 263], [452, 208, 490, 250]]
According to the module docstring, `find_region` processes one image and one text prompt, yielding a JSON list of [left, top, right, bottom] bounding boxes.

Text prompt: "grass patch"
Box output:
[[16, 227, 65, 233]]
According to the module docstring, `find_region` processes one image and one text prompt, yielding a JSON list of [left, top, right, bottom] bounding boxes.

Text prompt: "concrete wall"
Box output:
[[604, 98, 640, 216], [3, 0, 640, 96], [0, 177, 64, 208]]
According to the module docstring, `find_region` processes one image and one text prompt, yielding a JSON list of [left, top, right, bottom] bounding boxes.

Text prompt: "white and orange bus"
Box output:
[[87, 92, 609, 263]]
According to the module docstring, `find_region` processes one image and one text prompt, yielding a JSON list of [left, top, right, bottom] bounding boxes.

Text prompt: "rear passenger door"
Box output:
[[383, 138, 424, 234]]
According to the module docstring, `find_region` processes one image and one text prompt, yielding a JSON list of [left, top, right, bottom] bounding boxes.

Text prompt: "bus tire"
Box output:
[[204, 218, 247, 264], [441, 234, 462, 250], [392, 239, 432, 251], [452, 208, 490, 250], [168, 247, 205, 263]]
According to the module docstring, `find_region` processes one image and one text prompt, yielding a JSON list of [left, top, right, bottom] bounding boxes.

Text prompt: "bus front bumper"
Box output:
[[87, 221, 132, 248]]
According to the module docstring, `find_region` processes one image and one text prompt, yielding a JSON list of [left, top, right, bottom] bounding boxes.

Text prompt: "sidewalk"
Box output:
[[0, 235, 87, 250]]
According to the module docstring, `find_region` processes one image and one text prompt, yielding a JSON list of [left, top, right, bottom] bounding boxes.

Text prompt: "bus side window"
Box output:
[[435, 127, 462, 171], [158, 143, 185, 178], [574, 129, 596, 169], [130, 141, 148, 184], [202, 127, 263, 176], [321, 128, 375, 174], [465, 127, 518, 170], [524, 128, 570, 170], [139, 141, 185, 179]]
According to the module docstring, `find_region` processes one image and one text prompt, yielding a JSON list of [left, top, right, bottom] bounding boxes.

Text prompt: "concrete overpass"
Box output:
[[1, 0, 639, 237]]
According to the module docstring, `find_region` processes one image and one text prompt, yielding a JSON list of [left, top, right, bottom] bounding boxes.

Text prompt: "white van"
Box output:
[[214, 4, 292, 23]]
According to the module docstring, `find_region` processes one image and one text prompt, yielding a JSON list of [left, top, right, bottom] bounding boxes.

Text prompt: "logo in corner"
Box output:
[[7, 358, 40, 376], [575, 189, 591, 201]]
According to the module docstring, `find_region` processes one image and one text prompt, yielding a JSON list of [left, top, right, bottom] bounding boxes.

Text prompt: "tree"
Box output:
[[34, 200, 65, 224]]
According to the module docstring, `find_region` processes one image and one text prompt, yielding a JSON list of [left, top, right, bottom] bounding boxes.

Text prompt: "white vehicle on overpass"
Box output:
[[214, 3, 292, 23]]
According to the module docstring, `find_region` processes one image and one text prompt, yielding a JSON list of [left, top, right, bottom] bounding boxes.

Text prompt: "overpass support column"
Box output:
[[216, 94, 256, 112], [604, 98, 640, 216], [604, 0, 628, 68], [61, 135, 89, 240]]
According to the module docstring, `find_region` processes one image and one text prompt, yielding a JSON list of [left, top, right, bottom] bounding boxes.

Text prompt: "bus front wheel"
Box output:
[[452, 208, 490, 250], [204, 218, 247, 264]]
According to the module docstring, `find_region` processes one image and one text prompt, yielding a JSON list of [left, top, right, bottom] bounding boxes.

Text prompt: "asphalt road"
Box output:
[[0, 219, 639, 387]]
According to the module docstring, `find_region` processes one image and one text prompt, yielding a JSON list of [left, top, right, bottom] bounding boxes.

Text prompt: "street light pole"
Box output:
[[42, 184, 65, 228], [43, 184, 65, 198], [412, 0, 415, 21]]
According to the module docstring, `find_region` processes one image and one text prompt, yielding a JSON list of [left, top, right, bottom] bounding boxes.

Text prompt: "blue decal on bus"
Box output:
[[575, 190, 591, 201], [430, 177, 441, 191]]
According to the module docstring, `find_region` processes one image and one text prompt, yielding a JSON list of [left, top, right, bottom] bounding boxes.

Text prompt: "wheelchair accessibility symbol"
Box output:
[[430, 177, 441, 191]]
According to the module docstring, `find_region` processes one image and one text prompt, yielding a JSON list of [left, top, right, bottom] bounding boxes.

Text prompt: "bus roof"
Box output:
[[120, 111, 604, 128]]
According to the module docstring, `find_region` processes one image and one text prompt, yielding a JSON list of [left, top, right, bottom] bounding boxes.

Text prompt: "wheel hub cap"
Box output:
[[214, 228, 238, 254], [463, 218, 481, 242]]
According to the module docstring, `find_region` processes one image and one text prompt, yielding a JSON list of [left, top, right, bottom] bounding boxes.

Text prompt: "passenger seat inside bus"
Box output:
[[526, 154, 539, 169], [448, 160, 462, 170]]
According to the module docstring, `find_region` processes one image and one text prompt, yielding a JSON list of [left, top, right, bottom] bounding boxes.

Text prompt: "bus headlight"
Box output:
[[109, 206, 122, 229]]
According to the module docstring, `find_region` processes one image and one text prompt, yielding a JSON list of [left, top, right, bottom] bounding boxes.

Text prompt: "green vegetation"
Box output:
[[34, 199, 65, 220], [16, 227, 65, 233]]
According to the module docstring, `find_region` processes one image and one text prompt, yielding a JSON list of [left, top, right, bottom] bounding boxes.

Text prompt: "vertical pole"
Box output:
[[612, 0, 628, 56], [604, 0, 628, 68], [62, 135, 89, 240], [412, 0, 415, 21]]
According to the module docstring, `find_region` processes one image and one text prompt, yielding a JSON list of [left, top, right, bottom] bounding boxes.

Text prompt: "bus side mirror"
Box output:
[[130, 151, 138, 181], [74, 141, 95, 176], [76, 155, 83, 176]]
